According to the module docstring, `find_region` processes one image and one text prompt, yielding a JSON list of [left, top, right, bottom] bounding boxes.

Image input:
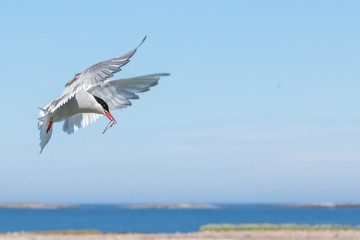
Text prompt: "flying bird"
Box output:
[[38, 36, 169, 152]]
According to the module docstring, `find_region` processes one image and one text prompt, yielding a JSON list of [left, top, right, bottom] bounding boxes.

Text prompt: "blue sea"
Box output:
[[0, 204, 360, 233]]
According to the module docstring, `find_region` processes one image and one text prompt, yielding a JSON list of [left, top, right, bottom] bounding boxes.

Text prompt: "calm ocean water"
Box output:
[[0, 204, 359, 233]]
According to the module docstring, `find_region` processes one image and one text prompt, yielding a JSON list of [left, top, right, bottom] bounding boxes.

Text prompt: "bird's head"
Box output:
[[93, 96, 117, 124]]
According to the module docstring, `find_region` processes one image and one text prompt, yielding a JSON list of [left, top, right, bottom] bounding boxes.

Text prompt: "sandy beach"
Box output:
[[1, 231, 360, 240]]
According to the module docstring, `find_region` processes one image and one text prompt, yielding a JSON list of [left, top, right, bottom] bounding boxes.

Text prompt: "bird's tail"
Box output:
[[38, 108, 53, 153]]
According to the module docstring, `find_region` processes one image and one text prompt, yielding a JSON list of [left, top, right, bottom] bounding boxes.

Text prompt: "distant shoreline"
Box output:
[[1, 202, 360, 209], [119, 203, 219, 209], [278, 203, 360, 208], [0, 202, 79, 209]]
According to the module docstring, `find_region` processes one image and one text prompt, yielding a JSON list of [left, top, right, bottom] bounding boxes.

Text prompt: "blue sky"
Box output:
[[0, 0, 359, 203]]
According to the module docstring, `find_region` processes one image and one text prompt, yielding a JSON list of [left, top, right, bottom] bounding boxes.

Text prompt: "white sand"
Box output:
[[1, 230, 360, 240]]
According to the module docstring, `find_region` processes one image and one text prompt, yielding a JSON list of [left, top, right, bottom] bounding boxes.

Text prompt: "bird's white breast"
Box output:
[[51, 91, 102, 122]]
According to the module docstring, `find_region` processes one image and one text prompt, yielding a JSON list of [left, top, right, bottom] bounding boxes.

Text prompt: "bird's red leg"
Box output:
[[46, 121, 53, 133]]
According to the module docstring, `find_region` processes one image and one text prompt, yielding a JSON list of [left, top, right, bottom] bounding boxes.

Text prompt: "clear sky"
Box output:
[[0, 0, 359, 204]]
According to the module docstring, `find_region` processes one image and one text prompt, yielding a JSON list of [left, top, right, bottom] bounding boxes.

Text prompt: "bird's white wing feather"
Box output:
[[61, 73, 169, 134], [87, 73, 170, 111], [38, 108, 52, 153], [45, 37, 147, 113], [63, 113, 102, 134]]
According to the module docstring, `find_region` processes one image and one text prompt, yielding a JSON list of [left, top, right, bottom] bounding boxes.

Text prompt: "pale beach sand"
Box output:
[[1, 231, 360, 240]]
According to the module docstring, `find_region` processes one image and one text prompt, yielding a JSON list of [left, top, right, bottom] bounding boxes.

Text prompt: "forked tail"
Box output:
[[38, 108, 53, 153]]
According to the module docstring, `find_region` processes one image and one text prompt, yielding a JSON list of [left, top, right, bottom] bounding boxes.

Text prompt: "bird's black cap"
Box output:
[[93, 95, 109, 112]]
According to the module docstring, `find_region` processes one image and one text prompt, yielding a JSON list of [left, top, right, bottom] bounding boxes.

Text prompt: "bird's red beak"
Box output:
[[104, 111, 117, 124]]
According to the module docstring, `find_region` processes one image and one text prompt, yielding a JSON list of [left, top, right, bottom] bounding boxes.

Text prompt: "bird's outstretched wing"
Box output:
[[61, 73, 169, 134], [45, 36, 147, 113], [87, 73, 170, 111]]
